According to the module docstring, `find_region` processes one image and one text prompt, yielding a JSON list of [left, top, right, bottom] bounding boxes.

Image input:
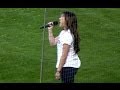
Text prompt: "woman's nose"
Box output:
[[59, 17, 61, 20]]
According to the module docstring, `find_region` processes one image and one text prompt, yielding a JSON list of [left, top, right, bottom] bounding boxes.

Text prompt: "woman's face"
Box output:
[[59, 14, 66, 29]]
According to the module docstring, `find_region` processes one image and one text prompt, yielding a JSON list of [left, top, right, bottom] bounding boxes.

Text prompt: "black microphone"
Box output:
[[40, 21, 58, 29]]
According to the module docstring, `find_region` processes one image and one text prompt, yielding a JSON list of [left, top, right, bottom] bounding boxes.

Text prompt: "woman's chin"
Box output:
[[59, 24, 62, 27]]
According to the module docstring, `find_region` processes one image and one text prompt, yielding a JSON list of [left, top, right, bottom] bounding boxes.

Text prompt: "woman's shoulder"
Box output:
[[60, 29, 72, 37], [64, 29, 72, 36]]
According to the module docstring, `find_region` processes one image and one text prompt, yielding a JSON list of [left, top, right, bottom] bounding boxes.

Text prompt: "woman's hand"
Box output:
[[55, 71, 61, 80], [48, 22, 53, 31]]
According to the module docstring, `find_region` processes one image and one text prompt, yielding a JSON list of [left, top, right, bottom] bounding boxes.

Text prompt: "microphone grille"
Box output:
[[53, 21, 58, 26]]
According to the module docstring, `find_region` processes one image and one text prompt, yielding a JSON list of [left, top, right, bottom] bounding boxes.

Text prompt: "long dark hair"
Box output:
[[63, 11, 80, 54]]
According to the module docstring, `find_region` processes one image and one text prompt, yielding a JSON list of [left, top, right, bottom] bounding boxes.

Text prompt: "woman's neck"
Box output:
[[63, 27, 68, 30]]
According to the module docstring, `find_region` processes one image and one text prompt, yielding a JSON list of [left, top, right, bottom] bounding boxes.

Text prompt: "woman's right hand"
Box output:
[[48, 22, 53, 31]]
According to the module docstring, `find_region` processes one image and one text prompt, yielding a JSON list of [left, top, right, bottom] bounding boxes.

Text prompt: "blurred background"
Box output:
[[0, 8, 119, 83]]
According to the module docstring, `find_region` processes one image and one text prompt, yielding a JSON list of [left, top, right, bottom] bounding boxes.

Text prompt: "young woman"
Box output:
[[47, 11, 81, 83]]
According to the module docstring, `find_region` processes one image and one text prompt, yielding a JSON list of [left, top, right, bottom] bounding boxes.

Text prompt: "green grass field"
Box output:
[[0, 8, 120, 83]]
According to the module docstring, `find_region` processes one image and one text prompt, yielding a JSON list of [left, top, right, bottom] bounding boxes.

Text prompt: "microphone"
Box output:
[[40, 21, 58, 29]]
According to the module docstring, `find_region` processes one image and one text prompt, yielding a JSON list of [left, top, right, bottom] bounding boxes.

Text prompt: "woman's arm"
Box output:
[[48, 29, 58, 46], [55, 44, 70, 80], [48, 22, 58, 46], [57, 44, 70, 72]]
